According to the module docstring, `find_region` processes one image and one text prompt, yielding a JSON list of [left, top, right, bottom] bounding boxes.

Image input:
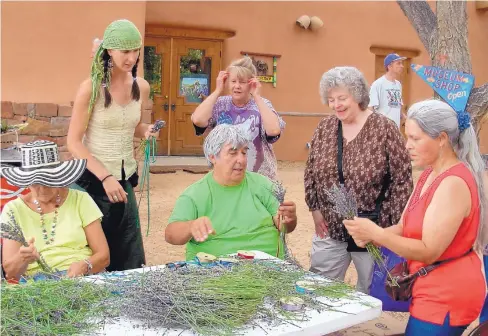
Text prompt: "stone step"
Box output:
[[148, 156, 209, 174]]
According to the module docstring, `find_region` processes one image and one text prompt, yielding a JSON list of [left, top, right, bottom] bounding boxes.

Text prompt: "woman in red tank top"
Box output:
[[344, 99, 487, 335]]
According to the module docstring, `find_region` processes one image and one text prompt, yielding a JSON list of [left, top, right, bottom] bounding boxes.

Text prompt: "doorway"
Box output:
[[143, 26, 233, 156]]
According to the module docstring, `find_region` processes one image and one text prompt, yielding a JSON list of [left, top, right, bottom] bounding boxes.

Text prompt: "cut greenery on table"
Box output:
[[1, 258, 373, 336]]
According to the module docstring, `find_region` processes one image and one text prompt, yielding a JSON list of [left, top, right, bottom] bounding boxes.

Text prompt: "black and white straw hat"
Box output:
[[0, 140, 86, 188]]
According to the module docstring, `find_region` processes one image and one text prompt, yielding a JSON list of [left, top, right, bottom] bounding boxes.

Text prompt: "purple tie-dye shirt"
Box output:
[[208, 96, 286, 181]]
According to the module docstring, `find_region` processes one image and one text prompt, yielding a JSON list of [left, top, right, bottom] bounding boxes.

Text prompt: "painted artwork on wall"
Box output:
[[180, 75, 209, 103]]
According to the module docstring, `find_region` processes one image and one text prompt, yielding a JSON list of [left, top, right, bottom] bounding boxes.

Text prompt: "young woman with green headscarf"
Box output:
[[67, 19, 159, 271]]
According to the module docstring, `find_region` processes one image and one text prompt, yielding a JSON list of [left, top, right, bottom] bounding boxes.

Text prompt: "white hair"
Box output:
[[319, 66, 370, 110], [408, 99, 487, 253], [203, 124, 252, 168]]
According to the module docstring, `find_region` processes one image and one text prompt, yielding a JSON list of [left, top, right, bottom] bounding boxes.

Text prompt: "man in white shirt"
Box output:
[[369, 53, 406, 128]]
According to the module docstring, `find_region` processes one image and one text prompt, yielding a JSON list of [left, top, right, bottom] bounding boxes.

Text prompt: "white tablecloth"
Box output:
[[89, 251, 382, 336]]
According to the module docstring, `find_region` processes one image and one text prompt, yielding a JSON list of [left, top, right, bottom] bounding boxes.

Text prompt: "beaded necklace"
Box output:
[[33, 193, 61, 245]]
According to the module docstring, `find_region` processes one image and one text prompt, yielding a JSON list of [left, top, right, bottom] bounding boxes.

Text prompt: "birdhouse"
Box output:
[[296, 15, 311, 29], [309, 16, 324, 31]]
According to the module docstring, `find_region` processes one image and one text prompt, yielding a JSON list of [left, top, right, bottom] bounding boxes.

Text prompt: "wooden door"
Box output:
[[143, 37, 171, 155], [170, 39, 221, 156]]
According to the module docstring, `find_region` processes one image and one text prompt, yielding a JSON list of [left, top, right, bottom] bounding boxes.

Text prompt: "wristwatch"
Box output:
[[83, 259, 93, 275]]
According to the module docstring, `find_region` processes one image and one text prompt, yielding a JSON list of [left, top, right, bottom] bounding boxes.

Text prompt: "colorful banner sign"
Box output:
[[411, 64, 475, 113], [257, 75, 274, 83]]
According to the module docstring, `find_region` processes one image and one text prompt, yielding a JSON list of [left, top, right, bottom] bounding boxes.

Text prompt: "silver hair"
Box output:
[[319, 66, 370, 110], [203, 123, 252, 167], [408, 99, 487, 253]]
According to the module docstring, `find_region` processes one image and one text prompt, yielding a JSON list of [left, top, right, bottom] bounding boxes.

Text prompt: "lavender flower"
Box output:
[[1, 210, 54, 274], [268, 180, 301, 266], [326, 184, 398, 287], [1, 210, 28, 245], [325, 184, 358, 220], [272, 180, 286, 205]]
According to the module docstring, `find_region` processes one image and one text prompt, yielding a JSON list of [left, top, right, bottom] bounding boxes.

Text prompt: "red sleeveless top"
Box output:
[[403, 163, 485, 326]]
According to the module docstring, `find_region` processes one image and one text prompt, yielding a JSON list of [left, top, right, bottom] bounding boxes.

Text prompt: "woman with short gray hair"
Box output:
[[166, 124, 298, 260], [203, 124, 251, 168], [304, 66, 413, 293], [345, 99, 487, 334]]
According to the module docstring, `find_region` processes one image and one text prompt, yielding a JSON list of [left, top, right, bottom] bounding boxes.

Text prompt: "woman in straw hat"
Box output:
[[1, 140, 109, 281], [67, 19, 159, 271], [191, 56, 285, 181]]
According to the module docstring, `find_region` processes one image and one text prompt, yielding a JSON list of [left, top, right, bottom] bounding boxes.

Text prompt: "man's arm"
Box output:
[[369, 80, 380, 112], [165, 221, 192, 245], [273, 201, 298, 233], [166, 218, 214, 245], [165, 195, 215, 244]]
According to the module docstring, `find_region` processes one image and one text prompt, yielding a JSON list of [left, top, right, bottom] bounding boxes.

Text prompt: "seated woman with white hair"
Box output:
[[165, 124, 297, 260], [344, 99, 487, 335], [1, 140, 109, 281]]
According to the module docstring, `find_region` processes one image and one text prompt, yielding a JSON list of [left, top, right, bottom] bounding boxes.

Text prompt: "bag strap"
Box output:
[[337, 121, 345, 185], [336, 120, 390, 214], [414, 248, 473, 277]]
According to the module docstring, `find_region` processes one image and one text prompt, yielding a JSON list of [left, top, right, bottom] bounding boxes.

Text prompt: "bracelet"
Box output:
[[83, 258, 93, 275], [101, 174, 113, 183]]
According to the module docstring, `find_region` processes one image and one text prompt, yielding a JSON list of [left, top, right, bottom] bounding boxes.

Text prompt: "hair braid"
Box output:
[[131, 57, 141, 102], [102, 50, 112, 108]]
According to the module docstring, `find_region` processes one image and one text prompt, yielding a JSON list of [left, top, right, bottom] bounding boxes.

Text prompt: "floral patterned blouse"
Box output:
[[304, 113, 413, 241]]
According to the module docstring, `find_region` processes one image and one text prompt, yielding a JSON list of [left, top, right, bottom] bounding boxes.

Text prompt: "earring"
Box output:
[[108, 57, 113, 69]]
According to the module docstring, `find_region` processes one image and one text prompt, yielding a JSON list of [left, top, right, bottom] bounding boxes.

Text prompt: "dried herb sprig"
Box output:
[[1, 259, 374, 336], [326, 184, 398, 287], [1, 277, 113, 336], [326, 184, 358, 219], [272, 180, 287, 258], [1, 210, 54, 274], [104, 260, 367, 335], [269, 180, 301, 266]]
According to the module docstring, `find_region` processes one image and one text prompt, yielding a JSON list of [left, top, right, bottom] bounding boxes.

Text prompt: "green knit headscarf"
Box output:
[[89, 19, 142, 114]]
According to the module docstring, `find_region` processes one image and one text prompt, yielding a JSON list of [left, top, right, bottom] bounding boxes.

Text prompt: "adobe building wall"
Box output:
[[1, 1, 146, 104], [2, 1, 487, 161], [145, 1, 488, 160]]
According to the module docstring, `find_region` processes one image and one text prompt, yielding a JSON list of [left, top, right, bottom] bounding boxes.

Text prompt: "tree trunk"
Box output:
[[397, 0, 488, 130]]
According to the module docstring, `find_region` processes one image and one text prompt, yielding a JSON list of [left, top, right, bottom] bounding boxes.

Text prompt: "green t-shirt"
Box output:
[[168, 171, 281, 260], [1, 189, 103, 275]]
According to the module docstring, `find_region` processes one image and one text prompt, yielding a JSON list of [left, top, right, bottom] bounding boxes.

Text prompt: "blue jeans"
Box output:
[[480, 255, 488, 323], [406, 314, 468, 336]]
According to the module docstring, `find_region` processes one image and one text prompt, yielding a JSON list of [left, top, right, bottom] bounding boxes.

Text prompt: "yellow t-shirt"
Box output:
[[0, 189, 103, 275]]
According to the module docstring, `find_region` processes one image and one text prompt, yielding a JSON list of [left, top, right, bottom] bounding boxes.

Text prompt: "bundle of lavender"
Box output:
[[271, 180, 288, 259], [1, 210, 54, 275], [326, 184, 398, 286], [103, 260, 361, 335], [270, 180, 301, 267], [1, 277, 113, 336]]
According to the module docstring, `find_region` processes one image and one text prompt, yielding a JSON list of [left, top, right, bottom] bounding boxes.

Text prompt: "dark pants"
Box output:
[[71, 172, 146, 272]]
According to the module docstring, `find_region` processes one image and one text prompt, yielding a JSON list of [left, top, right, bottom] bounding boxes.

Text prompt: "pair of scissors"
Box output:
[[166, 261, 187, 270], [151, 119, 166, 133]]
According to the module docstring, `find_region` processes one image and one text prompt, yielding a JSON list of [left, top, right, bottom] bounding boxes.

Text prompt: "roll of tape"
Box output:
[[295, 280, 317, 294], [196, 252, 217, 263], [237, 250, 255, 259], [280, 297, 304, 311]]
